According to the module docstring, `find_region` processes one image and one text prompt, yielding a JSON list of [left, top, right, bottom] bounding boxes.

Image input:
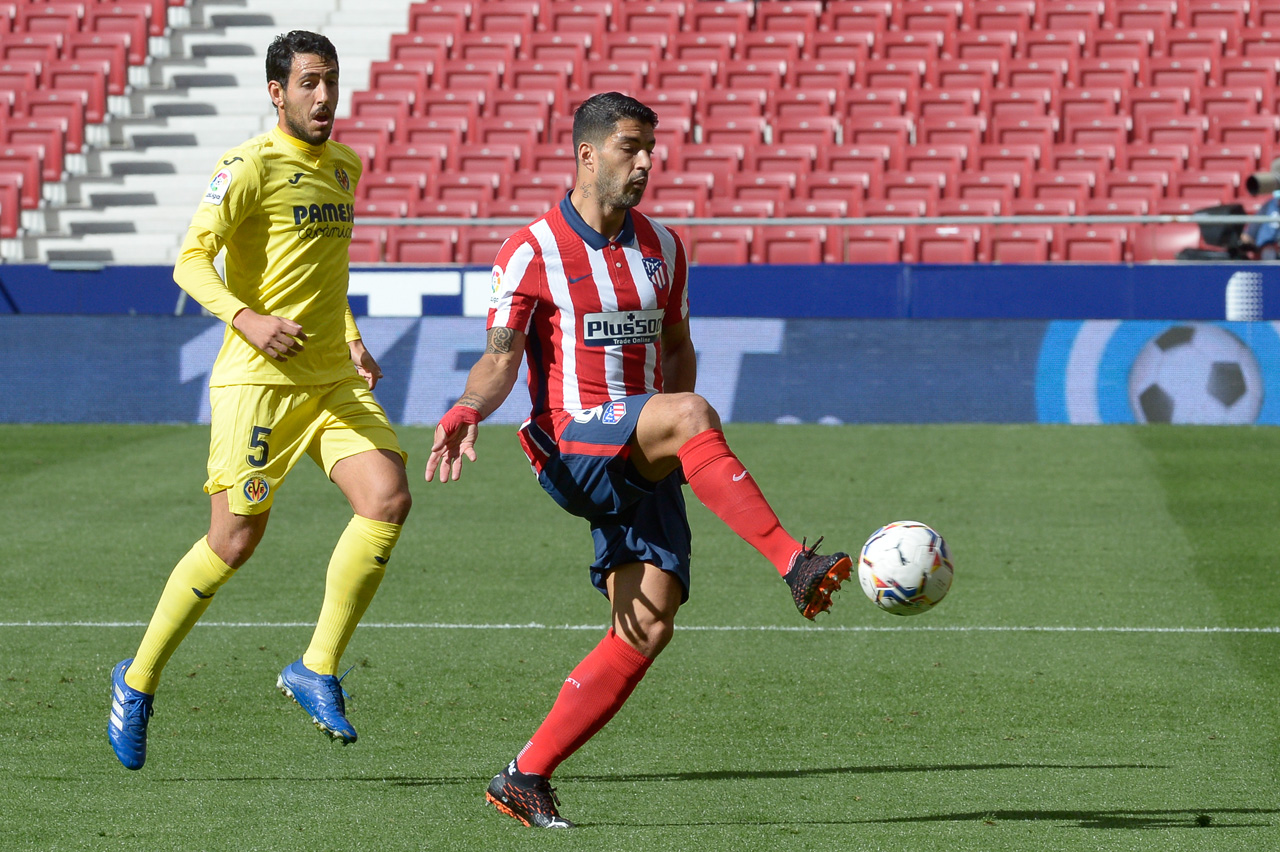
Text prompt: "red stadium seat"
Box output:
[[876, 30, 945, 61], [470, 1, 538, 38], [1119, 143, 1190, 172], [652, 60, 715, 92], [745, 144, 817, 176], [503, 172, 572, 202], [1125, 88, 1192, 127], [4, 117, 64, 181], [780, 197, 855, 217], [1193, 143, 1263, 173], [479, 198, 547, 221], [1112, 0, 1176, 30], [359, 172, 426, 203], [1019, 29, 1087, 61], [598, 32, 666, 64], [736, 31, 806, 63], [355, 198, 408, 220], [857, 59, 926, 90], [821, 1, 892, 33], [407, 3, 468, 39], [349, 227, 385, 263], [647, 171, 715, 216], [918, 114, 985, 149], [806, 31, 875, 62], [773, 115, 841, 147], [617, 1, 684, 37], [1164, 26, 1231, 58], [456, 226, 508, 265], [0, 60, 42, 94], [770, 88, 839, 120], [1130, 222, 1204, 261], [523, 32, 589, 69], [894, 0, 963, 32], [674, 143, 745, 183], [1001, 58, 1070, 90], [1239, 26, 1280, 57], [688, 0, 753, 35], [916, 89, 982, 119], [667, 31, 732, 64], [1087, 27, 1158, 60], [864, 198, 929, 217], [1144, 56, 1212, 89], [968, 0, 1035, 31], [843, 87, 913, 122], [542, 2, 608, 44], [351, 90, 415, 123], [2, 33, 60, 66], [1063, 115, 1132, 149], [450, 32, 517, 64], [1186, 0, 1248, 30], [1072, 57, 1141, 90], [902, 225, 981, 263], [1028, 172, 1095, 207], [16, 2, 82, 35], [937, 197, 1002, 217], [1168, 171, 1241, 203], [972, 144, 1039, 188], [14, 89, 85, 154], [44, 60, 107, 124], [435, 172, 501, 203], [844, 115, 915, 152], [1041, 0, 1106, 30], [949, 31, 1017, 64], [986, 88, 1054, 120], [388, 32, 451, 64], [412, 198, 479, 218], [702, 89, 768, 118], [456, 144, 520, 177], [0, 144, 43, 208], [818, 142, 894, 181], [882, 170, 946, 213], [1135, 113, 1210, 146], [954, 172, 1019, 209], [989, 225, 1054, 263], [1208, 113, 1280, 147], [1050, 143, 1115, 177], [1255, 0, 1280, 25], [788, 58, 857, 91], [62, 31, 132, 96], [988, 114, 1057, 151], [708, 197, 776, 219], [1058, 224, 1127, 261], [799, 169, 874, 202], [688, 225, 753, 264], [928, 59, 998, 92], [842, 225, 903, 263], [1100, 171, 1167, 208], [85, 4, 151, 64], [1199, 87, 1266, 118], [1055, 88, 1123, 129], [754, 225, 831, 264], [756, 1, 823, 34], [642, 198, 697, 219]]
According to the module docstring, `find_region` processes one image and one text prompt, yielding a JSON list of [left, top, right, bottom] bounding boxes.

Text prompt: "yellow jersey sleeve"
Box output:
[[182, 128, 363, 387]]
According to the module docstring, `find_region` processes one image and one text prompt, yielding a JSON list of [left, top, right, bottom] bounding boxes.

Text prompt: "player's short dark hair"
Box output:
[[572, 92, 659, 152], [266, 30, 338, 87]]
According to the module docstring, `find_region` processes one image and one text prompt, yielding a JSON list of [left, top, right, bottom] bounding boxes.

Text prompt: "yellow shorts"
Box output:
[[205, 376, 406, 515]]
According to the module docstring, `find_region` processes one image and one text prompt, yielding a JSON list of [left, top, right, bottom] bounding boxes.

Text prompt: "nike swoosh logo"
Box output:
[[192, 588, 214, 599], [566, 272, 592, 284], [732, 470, 748, 481], [374, 556, 388, 565]]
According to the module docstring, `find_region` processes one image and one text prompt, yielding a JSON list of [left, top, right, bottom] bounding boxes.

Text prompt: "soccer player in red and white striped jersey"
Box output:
[[426, 92, 852, 828]]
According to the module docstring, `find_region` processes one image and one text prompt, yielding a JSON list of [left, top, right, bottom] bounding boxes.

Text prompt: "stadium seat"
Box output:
[[1112, 0, 1176, 30], [842, 225, 903, 263], [988, 114, 1057, 151], [1130, 222, 1204, 261], [844, 115, 915, 152], [1239, 26, 1280, 57], [989, 225, 1054, 263], [451, 33, 518, 64], [954, 172, 1019, 210], [647, 171, 715, 216], [1041, 0, 1107, 30], [1163, 27, 1231, 59], [389, 32, 452, 64], [3, 32, 60, 67], [916, 89, 983, 119], [456, 226, 510, 265], [456, 144, 520, 177], [968, 0, 1036, 32], [1135, 114, 1209, 147], [14, 90, 85, 155], [866, 198, 929, 219], [599, 33, 666, 64], [1119, 143, 1190, 172], [744, 144, 817, 176], [4, 116, 66, 181], [1055, 88, 1124, 129], [876, 30, 946, 62], [349, 227, 386, 263], [523, 32, 589, 69], [882, 171, 945, 214], [819, 141, 895, 178], [928, 59, 998, 92], [780, 197, 854, 218], [688, 225, 753, 264], [806, 31, 876, 61], [688, 1, 753, 35], [355, 198, 408, 221], [63, 32, 132, 96], [618, 2, 684, 37], [44, 60, 108, 125], [653, 60, 716, 93], [1254, 0, 1280, 25], [1019, 29, 1088, 61], [917, 115, 985, 150], [470, 1, 538, 39], [1199, 87, 1266, 118], [843, 87, 913, 122], [708, 197, 776, 219], [986, 89, 1055, 120], [1186, 0, 1248, 30], [756, 1, 823, 34], [1143, 56, 1212, 89], [642, 198, 697, 219], [788, 58, 858, 91], [479, 199, 547, 221], [16, 2, 82, 35], [895, 0, 963, 32], [821, 1, 893, 33], [435, 172, 501, 204], [1168, 171, 1241, 203], [972, 144, 1038, 189], [503, 172, 572, 202], [1002, 58, 1070, 90], [857, 59, 927, 91], [719, 58, 787, 91], [674, 143, 745, 184], [702, 89, 768, 118], [382, 143, 448, 184], [1049, 143, 1115, 180], [412, 198, 479, 218], [1087, 27, 1158, 60], [1027, 172, 1095, 208], [770, 89, 839, 119], [433, 59, 503, 94], [359, 173, 426, 203], [1124, 88, 1192, 127], [773, 115, 841, 147], [799, 170, 875, 202], [1063, 115, 1131, 149], [1072, 57, 1141, 90], [902, 225, 982, 264], [1193, 143, 1262, 174], [903, 143, 967, 178], [351, 90, 415, 124], [1057, 224, 1127, 262], [949, 31, 1018, 64], [937, 197, 1002, 217], [506, 58, 573, 98], [753, 225, 831, 264], [542, 3, 608, 48], [85, 4, 151, 65], [1099, 171, 1167, 209], [472, 116, 541, 152], [1208, 113, 1280, 148], [0, 144, 42, 208], [737, 31, 806, 63]]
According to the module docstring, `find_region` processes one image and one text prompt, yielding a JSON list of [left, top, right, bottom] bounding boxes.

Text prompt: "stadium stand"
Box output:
[[1, 0, 1268, 264]]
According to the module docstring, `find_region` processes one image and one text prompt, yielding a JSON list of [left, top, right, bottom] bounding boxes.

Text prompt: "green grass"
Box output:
[[2, 423, 1279, 851]]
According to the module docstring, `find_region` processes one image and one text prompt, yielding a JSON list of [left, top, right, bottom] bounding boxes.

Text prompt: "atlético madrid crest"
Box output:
[[333, 166, 350, 192], [643, 257, 669, 290]]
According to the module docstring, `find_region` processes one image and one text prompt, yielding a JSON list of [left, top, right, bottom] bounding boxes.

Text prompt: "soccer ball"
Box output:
[[858, 521, 954, 616], [1127, 323, 1263, 424]]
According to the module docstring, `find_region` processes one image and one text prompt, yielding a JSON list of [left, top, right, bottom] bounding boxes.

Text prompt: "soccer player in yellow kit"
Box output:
[[108, 30, 412, 770]]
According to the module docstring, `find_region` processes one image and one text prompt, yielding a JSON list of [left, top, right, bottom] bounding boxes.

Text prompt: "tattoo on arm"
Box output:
[[456, 391, 487, 411], [486, 327, 514, 354]]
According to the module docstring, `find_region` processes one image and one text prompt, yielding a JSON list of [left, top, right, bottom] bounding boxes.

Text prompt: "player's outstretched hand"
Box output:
[[425, 405, 482, 483], [233, 309, 306, 361]]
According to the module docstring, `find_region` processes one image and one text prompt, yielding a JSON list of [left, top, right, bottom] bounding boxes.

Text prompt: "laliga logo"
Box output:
[[243, 476, 270, 504]]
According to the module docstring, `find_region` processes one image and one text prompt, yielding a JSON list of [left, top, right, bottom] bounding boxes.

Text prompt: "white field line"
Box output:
[[2, 621, 1279, 633]]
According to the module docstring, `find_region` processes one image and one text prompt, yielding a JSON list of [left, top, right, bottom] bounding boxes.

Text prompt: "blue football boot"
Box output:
[[277, 658, 357, 744], [108, 659, 154, 770]]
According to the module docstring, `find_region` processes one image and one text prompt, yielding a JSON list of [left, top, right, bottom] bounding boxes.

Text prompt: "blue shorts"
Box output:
[[518, 393, 692, 602]]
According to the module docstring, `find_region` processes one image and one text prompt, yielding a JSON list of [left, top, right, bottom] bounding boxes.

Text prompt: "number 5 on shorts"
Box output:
[[246, 425, 273, 468]]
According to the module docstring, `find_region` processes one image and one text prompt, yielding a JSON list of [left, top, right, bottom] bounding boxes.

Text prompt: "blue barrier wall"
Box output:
[[3, 263, 1280, 319], [3, 316, 1277, 425]]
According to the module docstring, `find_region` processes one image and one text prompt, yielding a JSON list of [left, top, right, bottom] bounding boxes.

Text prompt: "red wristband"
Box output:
[[438, 404, 482, 435]]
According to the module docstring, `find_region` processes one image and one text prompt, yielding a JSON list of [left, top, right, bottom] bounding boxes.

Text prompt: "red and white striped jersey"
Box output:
[[488, 196, 689, 417]]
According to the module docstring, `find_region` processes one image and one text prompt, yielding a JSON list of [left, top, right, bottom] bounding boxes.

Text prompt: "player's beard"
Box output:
[[596, 166, 646, 210], [281, 96, 332, 146]]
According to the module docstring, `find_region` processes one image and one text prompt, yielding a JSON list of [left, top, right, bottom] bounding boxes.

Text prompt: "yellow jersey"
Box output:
[[176, 125, 363, 387]]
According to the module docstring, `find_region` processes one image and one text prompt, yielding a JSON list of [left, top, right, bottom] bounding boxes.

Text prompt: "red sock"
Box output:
[[677, 428, 802, 575], [516, 628, 653, 778]]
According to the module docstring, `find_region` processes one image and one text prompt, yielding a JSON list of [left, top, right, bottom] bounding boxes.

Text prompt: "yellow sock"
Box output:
[[302, 515, 402, 676], [125, 537, 236, 693]]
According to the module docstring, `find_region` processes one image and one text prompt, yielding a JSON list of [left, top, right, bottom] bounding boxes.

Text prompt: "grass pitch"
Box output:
[[2, 423, 1279, 851]]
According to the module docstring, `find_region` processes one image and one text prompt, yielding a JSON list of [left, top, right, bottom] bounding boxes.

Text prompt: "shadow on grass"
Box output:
[[856, 808, 1276, 830]]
